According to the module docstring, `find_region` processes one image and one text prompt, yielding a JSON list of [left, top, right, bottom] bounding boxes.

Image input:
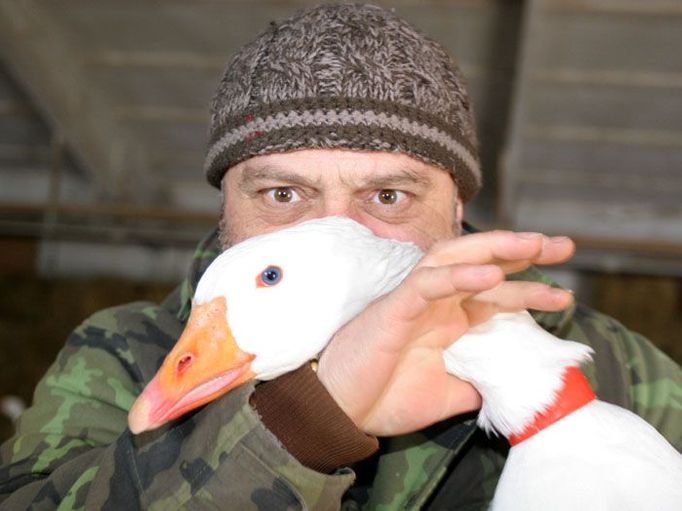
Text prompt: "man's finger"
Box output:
[[383, 264, 504, 323], [468, 281, 574, 315], [421, 231, 574, 269], [421, 230, 543, 267], [534, 235, 576, 266], [407, 264, 505, 302]]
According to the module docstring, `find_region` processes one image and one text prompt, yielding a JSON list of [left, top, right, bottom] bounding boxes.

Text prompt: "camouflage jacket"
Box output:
[[1, 229, 680, 510]]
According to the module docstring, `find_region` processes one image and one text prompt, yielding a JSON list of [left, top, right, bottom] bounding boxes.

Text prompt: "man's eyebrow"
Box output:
[[238, 163, 433, 190], [359, 167, 433, 188], [238, 165, 320, 189]]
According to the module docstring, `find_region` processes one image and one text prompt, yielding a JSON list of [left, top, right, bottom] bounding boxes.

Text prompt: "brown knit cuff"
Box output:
[[250, 364, 379, 473], [204, 97, 481, 203]]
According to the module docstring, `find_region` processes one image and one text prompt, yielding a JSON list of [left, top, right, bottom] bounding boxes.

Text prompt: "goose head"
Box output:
[[128, 216, 422, 434]]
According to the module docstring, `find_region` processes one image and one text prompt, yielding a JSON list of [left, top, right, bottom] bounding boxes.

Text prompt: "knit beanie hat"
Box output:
[[205, 3, 481, 202]]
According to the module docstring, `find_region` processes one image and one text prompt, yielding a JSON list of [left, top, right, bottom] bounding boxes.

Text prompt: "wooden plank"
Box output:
[[530, 10, 682, 73], [42, 1, 301, 53], [0, 0, 161, 202], [518, 139, 682, 177], [501, 0, 682, 269], [541, 0, 682, 16], [89, 66, 217, 111], [515, 180, 681, 207], [531, 68, 682, 89], [0, 69, 51, 167], [527, 84, 682, 132], [513, 198, 682, 242], [0, 115, 49, 147], [1, 0, 518, 215], [516, 166, 682, 192]]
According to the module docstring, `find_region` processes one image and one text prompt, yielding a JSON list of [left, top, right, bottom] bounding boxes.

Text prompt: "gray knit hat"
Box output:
[[205, 3, 481, 202]]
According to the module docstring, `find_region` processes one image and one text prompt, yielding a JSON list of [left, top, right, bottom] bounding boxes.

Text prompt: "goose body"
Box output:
[[445, 311, 682, 510], [129, 216, 682, 510]]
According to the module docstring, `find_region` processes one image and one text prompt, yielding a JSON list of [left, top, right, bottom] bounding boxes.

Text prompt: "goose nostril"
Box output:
[[177, 354, 194, 375]]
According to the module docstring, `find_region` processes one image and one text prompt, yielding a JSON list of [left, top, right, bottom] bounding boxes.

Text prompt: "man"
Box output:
[[1, 4, 679, 509]]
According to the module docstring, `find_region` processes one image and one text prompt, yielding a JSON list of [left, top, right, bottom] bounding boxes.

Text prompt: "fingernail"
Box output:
[[548, 235, 571, 243], [551, 288, 574, 302], [516, 232, 542, 240]]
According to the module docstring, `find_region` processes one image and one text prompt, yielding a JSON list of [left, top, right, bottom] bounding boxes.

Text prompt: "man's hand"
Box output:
[[316, 231, 575, 436]]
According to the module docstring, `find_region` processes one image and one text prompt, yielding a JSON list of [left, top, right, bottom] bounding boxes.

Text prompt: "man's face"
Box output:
[[220, 149, 462, 250]]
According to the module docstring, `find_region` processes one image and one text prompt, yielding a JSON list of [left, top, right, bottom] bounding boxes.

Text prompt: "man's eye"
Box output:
[[374, 189, 405, 205], [265, 187, 299, 203]]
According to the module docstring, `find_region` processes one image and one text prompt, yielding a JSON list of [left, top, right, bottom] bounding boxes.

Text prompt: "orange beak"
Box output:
[[128, 296, 255, 434]]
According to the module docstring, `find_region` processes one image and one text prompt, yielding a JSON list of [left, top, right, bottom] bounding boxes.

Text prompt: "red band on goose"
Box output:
[[508, 366, 596, 446]]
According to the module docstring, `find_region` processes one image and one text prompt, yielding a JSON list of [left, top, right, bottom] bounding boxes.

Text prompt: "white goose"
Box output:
[[128, 216, 682, 510]]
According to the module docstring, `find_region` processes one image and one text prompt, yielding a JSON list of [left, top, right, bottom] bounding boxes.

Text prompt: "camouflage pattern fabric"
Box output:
[[1, 229, 680, 510]]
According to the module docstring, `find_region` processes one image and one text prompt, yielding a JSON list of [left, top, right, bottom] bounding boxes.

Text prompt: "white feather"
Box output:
[[195, 216, 682, 509], [443, 312, 593, 437], [492, 400, 682, 511]]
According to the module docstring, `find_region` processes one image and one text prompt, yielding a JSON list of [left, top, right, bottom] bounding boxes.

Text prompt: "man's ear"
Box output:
[[455, 198, 464, 225]]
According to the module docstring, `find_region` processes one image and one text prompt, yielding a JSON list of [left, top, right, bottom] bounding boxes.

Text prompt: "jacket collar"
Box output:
[[176, 228, 222, 322]]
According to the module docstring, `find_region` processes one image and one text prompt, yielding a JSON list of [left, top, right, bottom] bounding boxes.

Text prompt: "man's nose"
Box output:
[[318, 199, 364, 223]]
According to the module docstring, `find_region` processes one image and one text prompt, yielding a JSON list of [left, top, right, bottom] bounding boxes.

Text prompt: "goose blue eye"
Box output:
[[259, 266, 282, 287]]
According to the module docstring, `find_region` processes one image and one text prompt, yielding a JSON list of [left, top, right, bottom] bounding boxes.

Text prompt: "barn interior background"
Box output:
[[0, 0, 680, 440]]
